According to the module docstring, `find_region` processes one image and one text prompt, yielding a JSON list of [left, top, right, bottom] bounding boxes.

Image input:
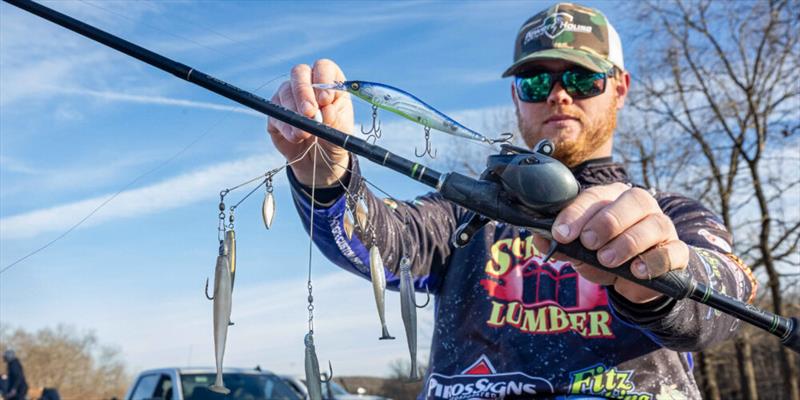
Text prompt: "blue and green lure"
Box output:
[[312, 80, 513, 145]]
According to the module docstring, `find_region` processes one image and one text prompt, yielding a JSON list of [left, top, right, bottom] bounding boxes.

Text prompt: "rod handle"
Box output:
[[554, 240, 695, 299]]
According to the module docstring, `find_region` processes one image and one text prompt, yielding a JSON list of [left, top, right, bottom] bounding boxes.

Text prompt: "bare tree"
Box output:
[[616, 0, 800, 398], [378, 358, 427, 400], [0, 324, 129, 400]]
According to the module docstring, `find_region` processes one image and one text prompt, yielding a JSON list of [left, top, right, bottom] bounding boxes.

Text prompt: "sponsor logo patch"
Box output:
[[524, 12, 593, 44], [481, 237, 614, 338], [425, 355, 554, 399], [569, 364, 652, 399]]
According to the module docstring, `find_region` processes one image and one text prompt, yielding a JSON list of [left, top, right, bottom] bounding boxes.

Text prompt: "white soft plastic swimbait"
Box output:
[[369, 246, 395, 340], [206, 251, 233, 394]]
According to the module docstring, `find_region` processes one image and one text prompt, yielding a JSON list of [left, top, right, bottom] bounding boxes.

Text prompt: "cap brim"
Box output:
[[501, 48, 614, 77]]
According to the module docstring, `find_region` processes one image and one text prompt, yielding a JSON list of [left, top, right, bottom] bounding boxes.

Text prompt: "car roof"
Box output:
[[137, 367, 277, 376]]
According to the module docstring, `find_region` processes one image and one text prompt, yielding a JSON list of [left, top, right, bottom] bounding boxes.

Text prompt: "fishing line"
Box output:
[[317, 144, 430, 379], [315, 147, 406, 204], [222, 142, 316, 195], [223, 143, 317, 214], [2, 0, 484, 276], [138, 0, 240, 46], [306, 139, 320, 333], [1, 72, 289, 274], [76, 0, 224, 56], [317, 146, 437, 291], [317, 147, 420, 259], [316, 143, 420, 268]]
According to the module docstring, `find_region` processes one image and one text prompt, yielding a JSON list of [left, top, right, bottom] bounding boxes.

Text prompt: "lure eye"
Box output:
[[350, 82, 360, 91]]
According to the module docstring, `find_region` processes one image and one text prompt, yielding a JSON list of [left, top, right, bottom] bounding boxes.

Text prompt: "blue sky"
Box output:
[[1, 0, 646, 378]]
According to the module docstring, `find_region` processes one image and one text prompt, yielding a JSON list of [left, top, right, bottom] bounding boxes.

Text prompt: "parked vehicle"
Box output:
[[125, 367, 301, 400], [280, 376, 389, 400]]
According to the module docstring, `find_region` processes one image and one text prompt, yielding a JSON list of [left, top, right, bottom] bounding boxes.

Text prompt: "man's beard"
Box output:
[[517, 97, 618, 167]]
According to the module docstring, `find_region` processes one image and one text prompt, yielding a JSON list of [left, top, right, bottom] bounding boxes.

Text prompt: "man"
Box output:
[[3, 350, 27, 400], [268, 3, 756, 398]]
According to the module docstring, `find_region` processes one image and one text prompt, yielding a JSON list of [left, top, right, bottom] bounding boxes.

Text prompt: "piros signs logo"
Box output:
[[480, 237, 614, 338], [425, 355, 554, 399]]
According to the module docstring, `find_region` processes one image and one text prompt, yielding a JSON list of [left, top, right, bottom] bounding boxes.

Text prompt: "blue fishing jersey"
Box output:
[[289, 157, 756, 400]]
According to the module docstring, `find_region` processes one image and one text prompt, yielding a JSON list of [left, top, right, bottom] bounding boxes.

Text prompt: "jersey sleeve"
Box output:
[[607, 191, 758, 351], [289, 156, 466, 293]]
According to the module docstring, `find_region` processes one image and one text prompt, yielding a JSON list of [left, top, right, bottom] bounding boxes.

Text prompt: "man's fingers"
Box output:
[[278, 83, 311, 143], [596, 213, 678, 268], [631, 240, 689, 280], [267, 88, 292, 141], [581, 187, 661, 250], [312, 59, 346, 107], [531, 233, 617, 286], [613, 242, 685, 303], [290, 64, 317, 118], [552, 182, 628, 243]]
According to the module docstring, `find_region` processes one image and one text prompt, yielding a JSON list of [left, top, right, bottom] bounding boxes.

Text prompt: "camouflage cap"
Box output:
[[502, 3, 624, 77]]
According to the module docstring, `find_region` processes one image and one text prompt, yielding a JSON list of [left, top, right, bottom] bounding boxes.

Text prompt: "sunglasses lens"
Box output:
[[516, 73, 552, 102], [516, 68, 610, 102], [563, 70, 606, 98]]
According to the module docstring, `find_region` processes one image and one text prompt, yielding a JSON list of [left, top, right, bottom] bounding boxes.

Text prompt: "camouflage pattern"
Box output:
[[502, 3, 616, 76]]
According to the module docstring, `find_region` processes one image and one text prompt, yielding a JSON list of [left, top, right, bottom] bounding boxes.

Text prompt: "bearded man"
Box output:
[[268, 3, 756, 398]]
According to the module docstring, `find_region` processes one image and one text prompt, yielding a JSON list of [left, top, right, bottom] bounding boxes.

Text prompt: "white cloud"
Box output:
[[0, 52, 111, 107], [219, 31, 364, 77], [49, 87, 264, 117], [90, 270, 434, 377], [0, 155, 39, 175], [0, 154, 282, 239], [0, 3, 123, 108], [438, 68, 505, 85], [1, 150, 172, 199], [0, 102, 514, 239]]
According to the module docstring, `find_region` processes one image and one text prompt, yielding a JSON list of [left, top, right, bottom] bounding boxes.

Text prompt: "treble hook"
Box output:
[[415, 126, 437, 158], [321, 361, 334, 382], [488, 132, 514, 144], [415, 285, 431, 308], [204, 278, 214, 300], [361, 105, 382, 144]]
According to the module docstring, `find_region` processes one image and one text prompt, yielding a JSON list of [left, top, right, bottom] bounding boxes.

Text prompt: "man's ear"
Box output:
[[511, 82, 520, 109], [615, 70, 631, 110]]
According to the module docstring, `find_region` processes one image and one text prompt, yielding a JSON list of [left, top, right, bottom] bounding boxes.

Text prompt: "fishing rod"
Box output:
[[5, 0, 797, 352]]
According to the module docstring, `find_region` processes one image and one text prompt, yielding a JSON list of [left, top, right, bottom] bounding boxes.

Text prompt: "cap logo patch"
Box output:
[[524, 12, 593, 44]]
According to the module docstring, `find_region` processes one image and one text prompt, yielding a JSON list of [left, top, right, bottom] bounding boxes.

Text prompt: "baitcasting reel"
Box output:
[[451, 140, 580, 248]]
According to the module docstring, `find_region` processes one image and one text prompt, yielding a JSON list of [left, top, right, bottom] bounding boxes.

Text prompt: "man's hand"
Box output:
[[267, 59, 354, 187], [534, 182, 689, 303]]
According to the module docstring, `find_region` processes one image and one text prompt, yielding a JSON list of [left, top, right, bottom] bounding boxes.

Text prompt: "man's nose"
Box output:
[[547, 82, 573, 106]]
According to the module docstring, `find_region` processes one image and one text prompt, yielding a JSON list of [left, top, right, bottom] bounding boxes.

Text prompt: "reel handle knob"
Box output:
[[452, 213, 491, 248]]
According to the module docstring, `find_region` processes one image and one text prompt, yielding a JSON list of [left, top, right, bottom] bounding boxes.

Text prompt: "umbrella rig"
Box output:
[[206, 136, 431, 396]]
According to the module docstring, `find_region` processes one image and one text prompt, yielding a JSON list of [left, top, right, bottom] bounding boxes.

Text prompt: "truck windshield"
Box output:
[[180, 373, 300, 400]]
